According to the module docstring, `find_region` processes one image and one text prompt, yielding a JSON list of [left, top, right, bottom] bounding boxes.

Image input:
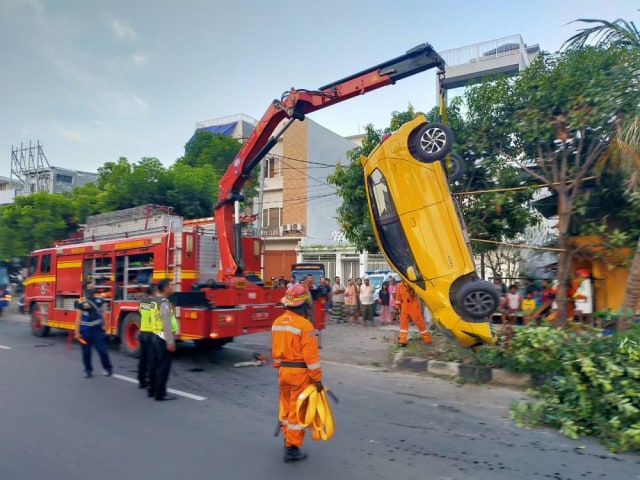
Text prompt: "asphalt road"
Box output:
[[0, 307, 638, 480]]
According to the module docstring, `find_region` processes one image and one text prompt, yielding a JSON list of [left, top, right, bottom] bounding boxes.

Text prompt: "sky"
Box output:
[[1, 0, 638, 176]]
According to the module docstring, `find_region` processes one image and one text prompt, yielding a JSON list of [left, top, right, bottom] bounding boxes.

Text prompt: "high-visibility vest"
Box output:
[[138, 296, 158, 333], [153, 297, 178, 335]]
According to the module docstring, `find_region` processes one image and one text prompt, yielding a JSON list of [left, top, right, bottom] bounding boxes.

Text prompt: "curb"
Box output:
[[392, 350, 531, 388]]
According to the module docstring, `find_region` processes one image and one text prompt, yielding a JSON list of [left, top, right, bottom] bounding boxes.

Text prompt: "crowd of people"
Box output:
[[493, 269, 594, 329]]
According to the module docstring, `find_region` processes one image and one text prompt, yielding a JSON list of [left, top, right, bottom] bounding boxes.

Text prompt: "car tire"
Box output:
[[455, 281, 500, 320], [446, 153, 465, 183], [410, 122, 454, 162]]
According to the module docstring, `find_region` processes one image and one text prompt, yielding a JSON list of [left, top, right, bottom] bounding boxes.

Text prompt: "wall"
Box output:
[[305, 120, 356, 246]]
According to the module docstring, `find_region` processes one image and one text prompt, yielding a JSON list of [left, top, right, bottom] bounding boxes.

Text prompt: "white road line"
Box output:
[[112, 374, 207, 401], [0, 345, 12, 350]]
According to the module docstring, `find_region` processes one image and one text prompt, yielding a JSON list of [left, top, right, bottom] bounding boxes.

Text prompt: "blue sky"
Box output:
[[1, 0, 637, 175]]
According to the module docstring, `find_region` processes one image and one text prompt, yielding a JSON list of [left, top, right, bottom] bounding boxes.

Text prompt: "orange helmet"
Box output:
[[575, 269, 590, 279], [281, 284, 308, 307]]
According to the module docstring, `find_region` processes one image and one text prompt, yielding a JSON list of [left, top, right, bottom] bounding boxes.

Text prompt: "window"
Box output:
[[41, 254, 52, 273], [368, 169, 419, 278], [28, 256, 38, 276], [264, 156, 282, 178], [55, 174, 73, 184], [262, 208, 282, 228]]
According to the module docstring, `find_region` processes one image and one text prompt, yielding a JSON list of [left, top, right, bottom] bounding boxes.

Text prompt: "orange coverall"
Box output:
[[396, 282, 431, 345], [272, 310, 322, 448]]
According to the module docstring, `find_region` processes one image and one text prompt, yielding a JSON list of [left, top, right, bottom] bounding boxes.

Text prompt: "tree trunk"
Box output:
[[554, 190, 573, 328], [619, 235, 640, 332]]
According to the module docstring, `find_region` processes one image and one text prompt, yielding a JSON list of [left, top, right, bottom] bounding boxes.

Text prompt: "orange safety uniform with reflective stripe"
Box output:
[[272, 309, 322, 448], [396, 282, 431, 345]]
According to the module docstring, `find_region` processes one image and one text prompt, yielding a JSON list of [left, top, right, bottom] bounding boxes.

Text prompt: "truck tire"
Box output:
[[30, 302, 50, 337], [455, 281, 500, 321], [120, 312, 141, 357], [409, 122, 454, 162]]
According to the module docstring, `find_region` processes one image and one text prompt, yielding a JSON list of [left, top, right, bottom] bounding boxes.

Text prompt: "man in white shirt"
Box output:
[[359, 277, 376, 326], [573, 269, 593, 325], [331, 276, 346, 324]]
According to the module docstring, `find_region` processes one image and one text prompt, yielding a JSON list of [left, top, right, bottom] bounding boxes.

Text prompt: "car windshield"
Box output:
[[367, 276, 385, 289], [368, 169, 420, 279], [0, 268, 8, 287]]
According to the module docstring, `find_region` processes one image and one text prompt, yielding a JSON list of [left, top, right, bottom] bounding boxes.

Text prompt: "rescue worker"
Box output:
[[395, 280, 431, 347], [150, 279, 178, 401], [137, 284, 158, 390], [272, 284, 323, 463], [74, 280, 113, 378]]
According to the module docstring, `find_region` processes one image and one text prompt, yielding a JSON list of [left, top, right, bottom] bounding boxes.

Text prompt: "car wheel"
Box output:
[[410, 122, 454, 162], [446, 153, 465, 183], [456, 281, 500, 320]]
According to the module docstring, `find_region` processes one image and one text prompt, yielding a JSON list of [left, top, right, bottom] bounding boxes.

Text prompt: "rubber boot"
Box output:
[[284, 446, 308, 463]]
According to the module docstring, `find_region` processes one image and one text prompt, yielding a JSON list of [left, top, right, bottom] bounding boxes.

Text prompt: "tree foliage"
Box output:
[[179, 130, 242, 171], [463, 47, 639, 325]]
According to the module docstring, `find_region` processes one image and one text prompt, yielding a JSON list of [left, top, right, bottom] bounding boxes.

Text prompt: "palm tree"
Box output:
[[565, 15, 640, 331]]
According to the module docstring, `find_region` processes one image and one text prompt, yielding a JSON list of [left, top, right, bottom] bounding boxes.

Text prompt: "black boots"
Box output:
[[284, 446, 308, 463]]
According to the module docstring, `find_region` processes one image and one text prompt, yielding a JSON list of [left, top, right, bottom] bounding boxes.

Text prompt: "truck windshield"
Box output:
[[291, 264, 325, 285]]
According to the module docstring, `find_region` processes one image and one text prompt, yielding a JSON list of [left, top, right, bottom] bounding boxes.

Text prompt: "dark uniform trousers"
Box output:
[[137, 331, 156, 387], [81, 325, 112, 374], [150, 335, 173, 399]]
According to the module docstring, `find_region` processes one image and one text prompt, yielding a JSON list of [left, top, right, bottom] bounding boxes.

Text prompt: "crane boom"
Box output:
[[214, 43, 446, 280]]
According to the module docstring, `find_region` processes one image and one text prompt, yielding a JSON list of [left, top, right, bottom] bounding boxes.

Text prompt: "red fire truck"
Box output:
[[23, 43, 449, 355]]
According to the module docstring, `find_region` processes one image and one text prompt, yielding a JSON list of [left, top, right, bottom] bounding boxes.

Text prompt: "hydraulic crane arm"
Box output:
[[214, 43, 446, 280]]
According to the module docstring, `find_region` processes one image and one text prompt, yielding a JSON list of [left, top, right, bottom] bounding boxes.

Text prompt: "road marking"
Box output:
[[112, 374, 207, 401], [0, 345, 12, 350]]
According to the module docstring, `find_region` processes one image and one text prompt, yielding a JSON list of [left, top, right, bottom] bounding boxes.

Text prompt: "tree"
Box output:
[[0, 192, 79, 257], [470, 47, 638, 326], [565, 15, 640, 330], [179, 130, 242, 171], [165, 163, 220, 218]]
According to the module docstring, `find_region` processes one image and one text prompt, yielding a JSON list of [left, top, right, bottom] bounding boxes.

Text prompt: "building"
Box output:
[[194, 113, 385, 279], [0, 176, 20, 205]]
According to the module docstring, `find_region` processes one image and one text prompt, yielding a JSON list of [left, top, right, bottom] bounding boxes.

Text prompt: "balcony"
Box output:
[[440, 35, 539, 90]]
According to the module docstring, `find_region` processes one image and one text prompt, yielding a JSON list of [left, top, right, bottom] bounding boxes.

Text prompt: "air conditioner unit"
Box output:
[[291, 223, 303, 232], [281, 224, 292, 232]]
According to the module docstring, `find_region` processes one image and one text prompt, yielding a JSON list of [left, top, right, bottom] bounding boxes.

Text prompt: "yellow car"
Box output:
[[361, 115, 498, 347]]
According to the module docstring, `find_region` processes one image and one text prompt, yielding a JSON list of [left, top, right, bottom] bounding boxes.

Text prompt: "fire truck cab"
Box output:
[[22, 205, 301, 355]]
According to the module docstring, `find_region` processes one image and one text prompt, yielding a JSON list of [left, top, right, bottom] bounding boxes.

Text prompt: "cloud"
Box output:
[[109, 18, 137, 40], [57, 127, 87, 143], [131, 52, 149, 66]]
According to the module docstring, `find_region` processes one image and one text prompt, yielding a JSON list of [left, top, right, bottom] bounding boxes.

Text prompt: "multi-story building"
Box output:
[[0, 176, 21, 205], [195, 114, 369, 279]]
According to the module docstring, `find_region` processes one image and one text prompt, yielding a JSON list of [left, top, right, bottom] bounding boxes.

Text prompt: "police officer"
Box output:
[[74, 280, 113, 378], [150, 279, 178, 401], [137, 284, 158, 391], [272, 283, 323, 463]]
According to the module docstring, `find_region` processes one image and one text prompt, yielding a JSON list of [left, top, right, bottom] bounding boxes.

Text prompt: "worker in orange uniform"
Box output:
[[272, 283, 323, 463], [395, 280, 431, 347]]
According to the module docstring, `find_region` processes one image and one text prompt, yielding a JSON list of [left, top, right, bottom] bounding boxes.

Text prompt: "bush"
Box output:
[[508, 326, 640, 453]]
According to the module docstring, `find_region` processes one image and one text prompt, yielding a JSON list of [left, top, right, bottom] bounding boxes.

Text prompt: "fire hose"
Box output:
[[294, 384, 336, 441]]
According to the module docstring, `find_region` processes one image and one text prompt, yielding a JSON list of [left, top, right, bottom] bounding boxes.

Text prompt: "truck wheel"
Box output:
[[30, 303, 50, 337], [120, 313, 141, 357], [446, 153, 465, 183], [455, 281, 500, 320], [194, 338, 231, 351], [410, 122, 454, 162]]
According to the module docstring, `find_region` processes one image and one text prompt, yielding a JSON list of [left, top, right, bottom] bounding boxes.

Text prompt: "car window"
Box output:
[[368, 169, 420, 279]]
